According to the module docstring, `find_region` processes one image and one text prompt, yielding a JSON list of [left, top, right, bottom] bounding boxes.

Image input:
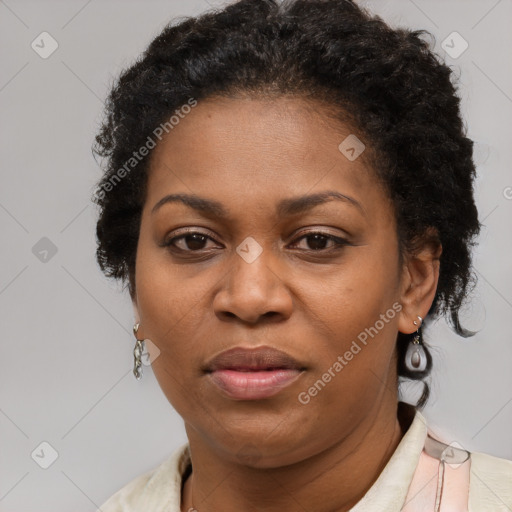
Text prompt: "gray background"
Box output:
[[1, 0, 511, 510]]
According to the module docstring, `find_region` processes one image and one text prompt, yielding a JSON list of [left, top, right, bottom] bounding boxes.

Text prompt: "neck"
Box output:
[[181, 400, 414, 512]]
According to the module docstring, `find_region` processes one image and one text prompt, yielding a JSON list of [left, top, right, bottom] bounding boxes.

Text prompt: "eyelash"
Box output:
[[162, 229, 350, 255]]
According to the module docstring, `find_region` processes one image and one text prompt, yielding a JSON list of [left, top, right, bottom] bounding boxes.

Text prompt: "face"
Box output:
[[133, 96, 414, 467]]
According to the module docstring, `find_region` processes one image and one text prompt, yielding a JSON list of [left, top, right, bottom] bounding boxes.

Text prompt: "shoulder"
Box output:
[[469, 449, 512, 511], [96, 442, 190, 512]]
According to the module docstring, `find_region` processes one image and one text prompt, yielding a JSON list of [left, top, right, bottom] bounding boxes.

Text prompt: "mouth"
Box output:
[[203, 346, 306, 400]]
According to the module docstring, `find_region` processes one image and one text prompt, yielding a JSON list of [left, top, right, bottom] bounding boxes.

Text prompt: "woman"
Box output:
[[92, 0, 512, 510]]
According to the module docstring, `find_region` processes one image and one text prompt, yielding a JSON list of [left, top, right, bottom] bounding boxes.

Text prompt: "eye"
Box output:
[[162, 231, 220, 252], [161, 229, 350, 255], [288, 231, 349, 252]]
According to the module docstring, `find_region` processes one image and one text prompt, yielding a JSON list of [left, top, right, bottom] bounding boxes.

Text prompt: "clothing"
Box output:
[[97, 405, 512, 511]]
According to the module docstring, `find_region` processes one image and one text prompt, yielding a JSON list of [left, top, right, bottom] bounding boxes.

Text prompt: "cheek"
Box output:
[[136, 257, 205, 416], [293, 246, 401, 395], [134, 241, 194, 376], [135, 228, 198, 329], [301, 244, 399, 333]]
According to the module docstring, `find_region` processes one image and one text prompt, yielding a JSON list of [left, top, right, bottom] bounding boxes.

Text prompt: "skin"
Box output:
[[132, 96, 442, 512]]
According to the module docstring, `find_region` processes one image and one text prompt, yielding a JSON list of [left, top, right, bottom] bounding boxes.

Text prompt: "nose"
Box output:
[[212, 244, 293, 324]]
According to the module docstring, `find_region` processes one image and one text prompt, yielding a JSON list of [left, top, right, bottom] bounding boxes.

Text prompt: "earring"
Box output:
[[404, 315, 427, 372], [133, 322, 145, 380]]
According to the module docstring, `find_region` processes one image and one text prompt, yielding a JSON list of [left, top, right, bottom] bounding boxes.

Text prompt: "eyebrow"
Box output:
[[151, 190, 365, 218]]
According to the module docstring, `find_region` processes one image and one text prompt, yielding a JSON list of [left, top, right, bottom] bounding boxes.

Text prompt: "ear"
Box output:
[[397, 230, 442, 335]]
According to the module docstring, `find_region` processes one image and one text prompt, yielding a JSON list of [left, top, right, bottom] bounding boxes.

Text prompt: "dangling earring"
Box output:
[[404, 315, 427, 372], [133, 322, 145, 380]]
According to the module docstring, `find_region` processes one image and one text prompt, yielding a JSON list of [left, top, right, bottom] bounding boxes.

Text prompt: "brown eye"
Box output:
[[289, 232, 349, 252], [163, 231, 218, 252], [161, 229, 349, 256]]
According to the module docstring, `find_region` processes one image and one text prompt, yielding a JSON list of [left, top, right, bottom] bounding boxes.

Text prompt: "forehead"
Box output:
[[145, 96, 388, 220]]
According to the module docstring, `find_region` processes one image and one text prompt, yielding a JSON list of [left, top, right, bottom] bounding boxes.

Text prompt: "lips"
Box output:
[[204, 346, 305, 372], [204, 346, 306, 400]]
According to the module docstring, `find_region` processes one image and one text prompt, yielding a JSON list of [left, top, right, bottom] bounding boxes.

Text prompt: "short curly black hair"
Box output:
[[92, 0, 481, 408]]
